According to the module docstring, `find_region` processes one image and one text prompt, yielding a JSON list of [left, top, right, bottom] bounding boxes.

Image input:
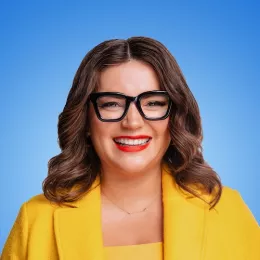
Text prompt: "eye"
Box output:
[[99, 102, 120, 108], [98, 102, 125, 111], [145, 101, 167, 107]]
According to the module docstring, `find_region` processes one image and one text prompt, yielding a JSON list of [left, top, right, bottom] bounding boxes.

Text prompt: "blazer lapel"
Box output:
[[54, 180, 104, 260], [162, 165, 207, 260], [54, 165, 207, 260]]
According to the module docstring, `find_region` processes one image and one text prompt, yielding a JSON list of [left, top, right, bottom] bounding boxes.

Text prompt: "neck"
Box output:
[[100, 163, 162, 206]]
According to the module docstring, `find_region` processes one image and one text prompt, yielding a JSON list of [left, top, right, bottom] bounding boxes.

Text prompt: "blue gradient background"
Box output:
[[0, 0, 259, 251]]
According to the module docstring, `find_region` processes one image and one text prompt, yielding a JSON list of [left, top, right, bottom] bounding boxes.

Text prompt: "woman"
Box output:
[[1, 36, 259, 260]]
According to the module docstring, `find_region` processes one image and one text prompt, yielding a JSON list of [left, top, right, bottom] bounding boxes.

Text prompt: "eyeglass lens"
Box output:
[[96, 93, 170, 120]]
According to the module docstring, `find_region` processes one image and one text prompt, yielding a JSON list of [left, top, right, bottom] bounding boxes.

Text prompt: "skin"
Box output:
[[88, 59, 171, 246]]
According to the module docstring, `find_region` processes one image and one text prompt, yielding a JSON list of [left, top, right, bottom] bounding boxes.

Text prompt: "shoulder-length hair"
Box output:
[[43, 36, 222, 209]]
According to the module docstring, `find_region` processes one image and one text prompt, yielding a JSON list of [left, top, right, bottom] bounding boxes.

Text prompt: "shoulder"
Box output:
[[214, 186, 256, 220], [205, 186, 260, 256], [197, 186, 260, 258], [27, 193, 57, 205], [25, 193, 59, 210], [209, 185, 259, 236], [215, 185, 242, 209], [17, 194, 61, 224]]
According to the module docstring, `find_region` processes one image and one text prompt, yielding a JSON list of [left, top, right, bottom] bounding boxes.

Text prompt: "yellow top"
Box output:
[[104, 242, 163, 260], [2, 165, 260, 259]]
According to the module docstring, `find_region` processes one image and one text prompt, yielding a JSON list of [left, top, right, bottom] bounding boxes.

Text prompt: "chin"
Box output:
[[111, 157, 157, 174]]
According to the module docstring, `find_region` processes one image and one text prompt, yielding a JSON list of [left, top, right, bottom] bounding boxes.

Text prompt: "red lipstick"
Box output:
[[113, 135, 152, 152], [114, 135, 151, 139]]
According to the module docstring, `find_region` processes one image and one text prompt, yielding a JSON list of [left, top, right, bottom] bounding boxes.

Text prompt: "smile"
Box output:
[[114, 138, 150, 146], [113, 136, 152, 152]]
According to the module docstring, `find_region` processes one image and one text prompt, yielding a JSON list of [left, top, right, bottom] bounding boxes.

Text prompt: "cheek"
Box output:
[[88, 105, 105, 135], [88, 108, 103, 149], [88, 113, 116, 149], [159, 120, 171, 151], [89, 119, 108, 159], [89, 118, 107, 144], [152, 119, 170, 139]]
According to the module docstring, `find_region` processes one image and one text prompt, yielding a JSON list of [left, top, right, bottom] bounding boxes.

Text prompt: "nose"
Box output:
[[121, 102, 144, 129]]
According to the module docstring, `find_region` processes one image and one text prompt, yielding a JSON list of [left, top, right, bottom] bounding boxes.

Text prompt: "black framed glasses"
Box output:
[[88, 90, 172, 122]]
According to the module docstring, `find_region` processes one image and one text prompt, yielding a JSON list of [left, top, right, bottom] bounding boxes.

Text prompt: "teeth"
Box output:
[[114, 138, 150, 146]]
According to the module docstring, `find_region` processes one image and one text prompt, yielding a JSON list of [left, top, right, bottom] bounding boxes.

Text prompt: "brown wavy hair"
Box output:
[[43, 36, 222, 209]]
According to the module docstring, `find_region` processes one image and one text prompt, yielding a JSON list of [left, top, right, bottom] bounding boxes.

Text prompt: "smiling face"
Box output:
[[88, 59, 171, 175]]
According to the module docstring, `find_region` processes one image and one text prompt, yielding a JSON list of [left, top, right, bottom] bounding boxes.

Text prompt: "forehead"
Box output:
[[97, 60, 160, 95]]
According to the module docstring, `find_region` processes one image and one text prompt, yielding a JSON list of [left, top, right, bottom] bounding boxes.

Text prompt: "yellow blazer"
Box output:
[[2, 166, 260, 260]]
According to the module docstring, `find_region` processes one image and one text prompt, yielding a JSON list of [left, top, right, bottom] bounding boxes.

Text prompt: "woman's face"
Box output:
[[88, 59, 171, 175]]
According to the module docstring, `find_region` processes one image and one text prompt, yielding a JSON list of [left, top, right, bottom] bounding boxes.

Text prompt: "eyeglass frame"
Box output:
[[88, 90, 173, 122]]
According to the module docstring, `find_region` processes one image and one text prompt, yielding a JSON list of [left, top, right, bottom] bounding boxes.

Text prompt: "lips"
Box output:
[[113, 135, 152, 152], [113, 135, 152, 140]]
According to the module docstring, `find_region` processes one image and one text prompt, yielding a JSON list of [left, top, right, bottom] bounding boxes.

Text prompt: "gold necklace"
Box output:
[[101, 189, 161, 215]]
